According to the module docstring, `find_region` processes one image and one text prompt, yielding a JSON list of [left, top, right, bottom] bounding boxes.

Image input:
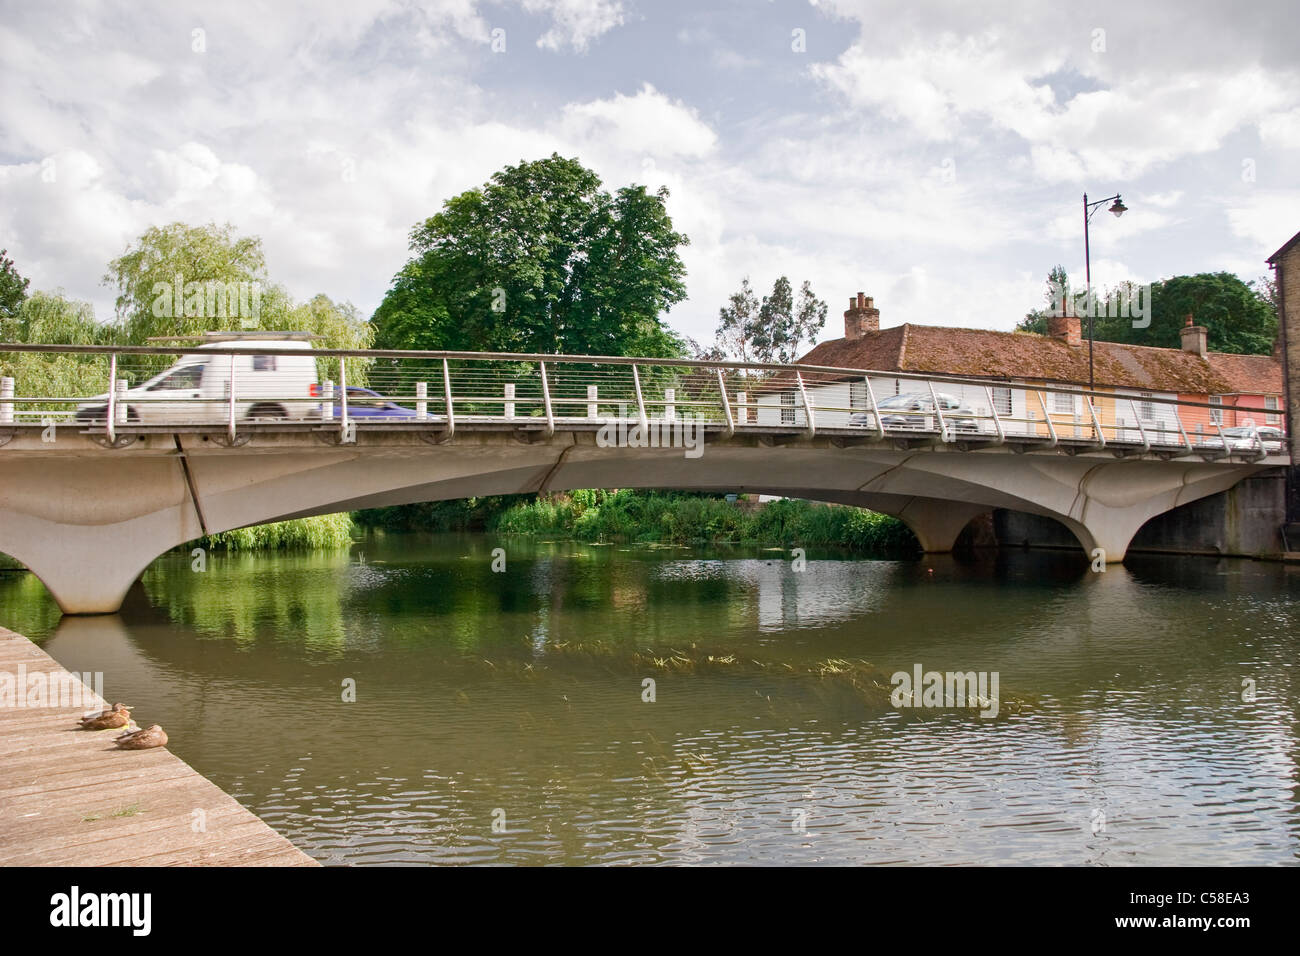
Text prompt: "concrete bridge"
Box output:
[[0, 342, 1287, 614]]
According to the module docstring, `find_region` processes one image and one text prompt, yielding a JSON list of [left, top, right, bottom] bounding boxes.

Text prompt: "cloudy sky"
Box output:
[[2, 0, 1298, 347]]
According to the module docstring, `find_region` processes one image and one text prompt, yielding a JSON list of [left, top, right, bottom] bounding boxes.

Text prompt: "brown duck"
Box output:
[[78, 703, 131, 730], [115, 725, 168, 750]]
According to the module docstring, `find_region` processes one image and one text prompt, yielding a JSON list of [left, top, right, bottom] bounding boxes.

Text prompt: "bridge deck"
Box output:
[[0, 625, 317, 866]]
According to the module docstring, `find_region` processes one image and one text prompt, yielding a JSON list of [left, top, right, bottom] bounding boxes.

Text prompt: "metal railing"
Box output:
[[0, 341, 1288, 461]]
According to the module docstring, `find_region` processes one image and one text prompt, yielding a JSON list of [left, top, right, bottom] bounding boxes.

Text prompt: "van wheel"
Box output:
[[246, 403, 287, 421], [126, 407, 140, 423]]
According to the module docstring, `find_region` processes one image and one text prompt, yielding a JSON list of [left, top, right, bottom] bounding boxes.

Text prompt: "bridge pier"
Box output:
[[0, 457, 201, 615], [889, 499, 991, 553]]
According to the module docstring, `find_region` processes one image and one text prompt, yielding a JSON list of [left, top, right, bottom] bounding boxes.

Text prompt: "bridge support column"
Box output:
[[0, 457, 201, 615], [891, 498, 990, 553]]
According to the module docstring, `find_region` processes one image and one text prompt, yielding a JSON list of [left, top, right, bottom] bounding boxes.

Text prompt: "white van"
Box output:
[[75, 333, 321, 424]]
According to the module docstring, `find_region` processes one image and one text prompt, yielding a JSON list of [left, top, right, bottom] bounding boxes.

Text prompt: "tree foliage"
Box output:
[[1016, 268, 1277, 355], [1, 248, 31, 320], [372, 154, 689, 358], [710, 275, 828, 364]]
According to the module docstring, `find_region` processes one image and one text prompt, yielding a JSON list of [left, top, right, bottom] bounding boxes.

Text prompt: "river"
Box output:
[[2, 533, 1296, 865]]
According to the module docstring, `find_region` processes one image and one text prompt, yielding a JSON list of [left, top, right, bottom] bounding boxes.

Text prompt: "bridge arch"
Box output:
[[0, 428, 1273, 614]]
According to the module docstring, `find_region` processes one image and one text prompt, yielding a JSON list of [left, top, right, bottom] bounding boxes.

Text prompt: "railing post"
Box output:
[[1128, 397, 1150, 451], [441, 358, 454, 440], [539, 362, 555, 438], [1173, 403, 1192, 454], [587, 384, 598, 419], [504, 383, 516, 419], [664, 387, 675, 421], [717, 370, 735, 437], [796, 371, 816, 439], [1036, 391, 1057, 447], [322, 380, 334, 421], [863, 376, 884, 440], [415, 381, 427, 420], [338, 359, 350, 443], [631, 364, 648, 431], [115, 379, 128, 424], [227, 353, 237, 444], [925, 380, 947, 441], [736, 390, 747, 425], [1085, 394, 1106, 448], [106, 353, 117, 443], [984, 385, 1005, 444]]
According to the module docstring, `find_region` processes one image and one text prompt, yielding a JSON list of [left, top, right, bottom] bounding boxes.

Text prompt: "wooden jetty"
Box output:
[[0, 625, 317, 866]]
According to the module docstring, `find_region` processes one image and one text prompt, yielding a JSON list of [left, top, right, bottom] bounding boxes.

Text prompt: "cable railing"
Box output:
[[0, 340, 1287, 461]]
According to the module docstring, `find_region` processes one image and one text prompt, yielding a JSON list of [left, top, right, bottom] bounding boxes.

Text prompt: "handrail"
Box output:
[[0, 341, 1278, 417]]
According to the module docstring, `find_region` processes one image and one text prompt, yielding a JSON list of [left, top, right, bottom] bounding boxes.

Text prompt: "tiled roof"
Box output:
[[773, 324, 1280, 395]]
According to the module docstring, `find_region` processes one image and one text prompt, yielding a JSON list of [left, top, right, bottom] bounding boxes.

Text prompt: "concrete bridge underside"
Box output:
[[0, 427, 1276, 614]]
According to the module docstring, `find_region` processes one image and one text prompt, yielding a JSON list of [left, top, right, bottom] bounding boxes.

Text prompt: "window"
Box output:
[[1052, 389, 1075, 415], [849, 381, 868, 410], [1139, 391, 1154, 421], [1209, 395, 1223, 425], [252, 354, 276, 372], [148, 364, 204, 391], [780, 390, 796, 425], [1266, 396, 1280, 425], [991, 387, 1012, 416]]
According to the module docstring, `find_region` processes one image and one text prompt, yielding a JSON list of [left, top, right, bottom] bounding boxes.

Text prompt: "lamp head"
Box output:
[[1109, 197, 1127, 217]]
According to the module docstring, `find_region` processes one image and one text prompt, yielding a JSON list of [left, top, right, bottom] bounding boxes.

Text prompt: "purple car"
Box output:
[[314, 385, 416, 419]]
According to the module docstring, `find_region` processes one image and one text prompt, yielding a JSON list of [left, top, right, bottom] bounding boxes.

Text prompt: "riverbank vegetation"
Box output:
[[357, 490, 919, 556]]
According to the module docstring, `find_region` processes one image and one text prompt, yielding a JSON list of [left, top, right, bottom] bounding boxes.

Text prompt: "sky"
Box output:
[[2, 0, 1298, 349]]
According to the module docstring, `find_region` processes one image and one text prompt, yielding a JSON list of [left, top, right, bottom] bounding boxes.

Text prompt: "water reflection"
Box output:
[[1, 534, 1296, 865]]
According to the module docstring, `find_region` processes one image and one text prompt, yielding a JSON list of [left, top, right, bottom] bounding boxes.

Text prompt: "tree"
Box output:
[[103, 222, 372, 376], [1014, 265, 1069, 335], [712, 276, 828, 364], [0, 249, 30, 321], [373, 154, 690, 358], [714, 277, 761, 364], [0, 291, 113, 405]]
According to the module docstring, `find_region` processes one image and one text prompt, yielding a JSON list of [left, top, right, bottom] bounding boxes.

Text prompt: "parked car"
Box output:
[[1196, 424, 1284, 452], [316, 385, 417, 419], [849, 391, 979, 432], [75, 334, 319, 424]]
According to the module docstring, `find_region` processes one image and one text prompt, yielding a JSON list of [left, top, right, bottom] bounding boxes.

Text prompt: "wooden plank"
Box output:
[[0, 625, 318, 866]]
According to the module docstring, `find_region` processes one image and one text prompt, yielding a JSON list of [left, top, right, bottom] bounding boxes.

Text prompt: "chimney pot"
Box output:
[[843, 291, 881, 340]]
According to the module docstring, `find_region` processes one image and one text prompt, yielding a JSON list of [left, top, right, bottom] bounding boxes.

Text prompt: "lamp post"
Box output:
[[1083, 191, 1127, 392]]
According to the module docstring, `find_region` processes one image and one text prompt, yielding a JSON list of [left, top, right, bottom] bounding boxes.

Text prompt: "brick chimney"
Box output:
[[1180, 313, 1208, 358], [1047, 297, 1081, 346], [844, 292, 880, 340]]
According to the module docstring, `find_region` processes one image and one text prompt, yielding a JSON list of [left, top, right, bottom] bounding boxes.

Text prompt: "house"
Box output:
[[753, 293, 1282, 441]]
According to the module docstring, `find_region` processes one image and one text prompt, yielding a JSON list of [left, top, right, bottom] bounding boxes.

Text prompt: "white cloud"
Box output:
[[524, 0, 625, 52]]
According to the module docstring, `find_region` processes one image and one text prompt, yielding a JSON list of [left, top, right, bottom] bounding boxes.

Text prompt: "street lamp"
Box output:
[[1083, 191, 1126, 392]]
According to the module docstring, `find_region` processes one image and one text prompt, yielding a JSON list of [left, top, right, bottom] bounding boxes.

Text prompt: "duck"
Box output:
[[78, 702, 131, 730], [114, 725, 168, 750]]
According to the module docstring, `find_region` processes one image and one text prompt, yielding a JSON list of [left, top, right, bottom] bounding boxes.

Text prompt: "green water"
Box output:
[[2, 534, 1297, 865]]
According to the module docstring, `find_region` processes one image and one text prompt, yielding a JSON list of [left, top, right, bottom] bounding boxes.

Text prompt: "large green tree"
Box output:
[[372, 154, 689, 357]]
